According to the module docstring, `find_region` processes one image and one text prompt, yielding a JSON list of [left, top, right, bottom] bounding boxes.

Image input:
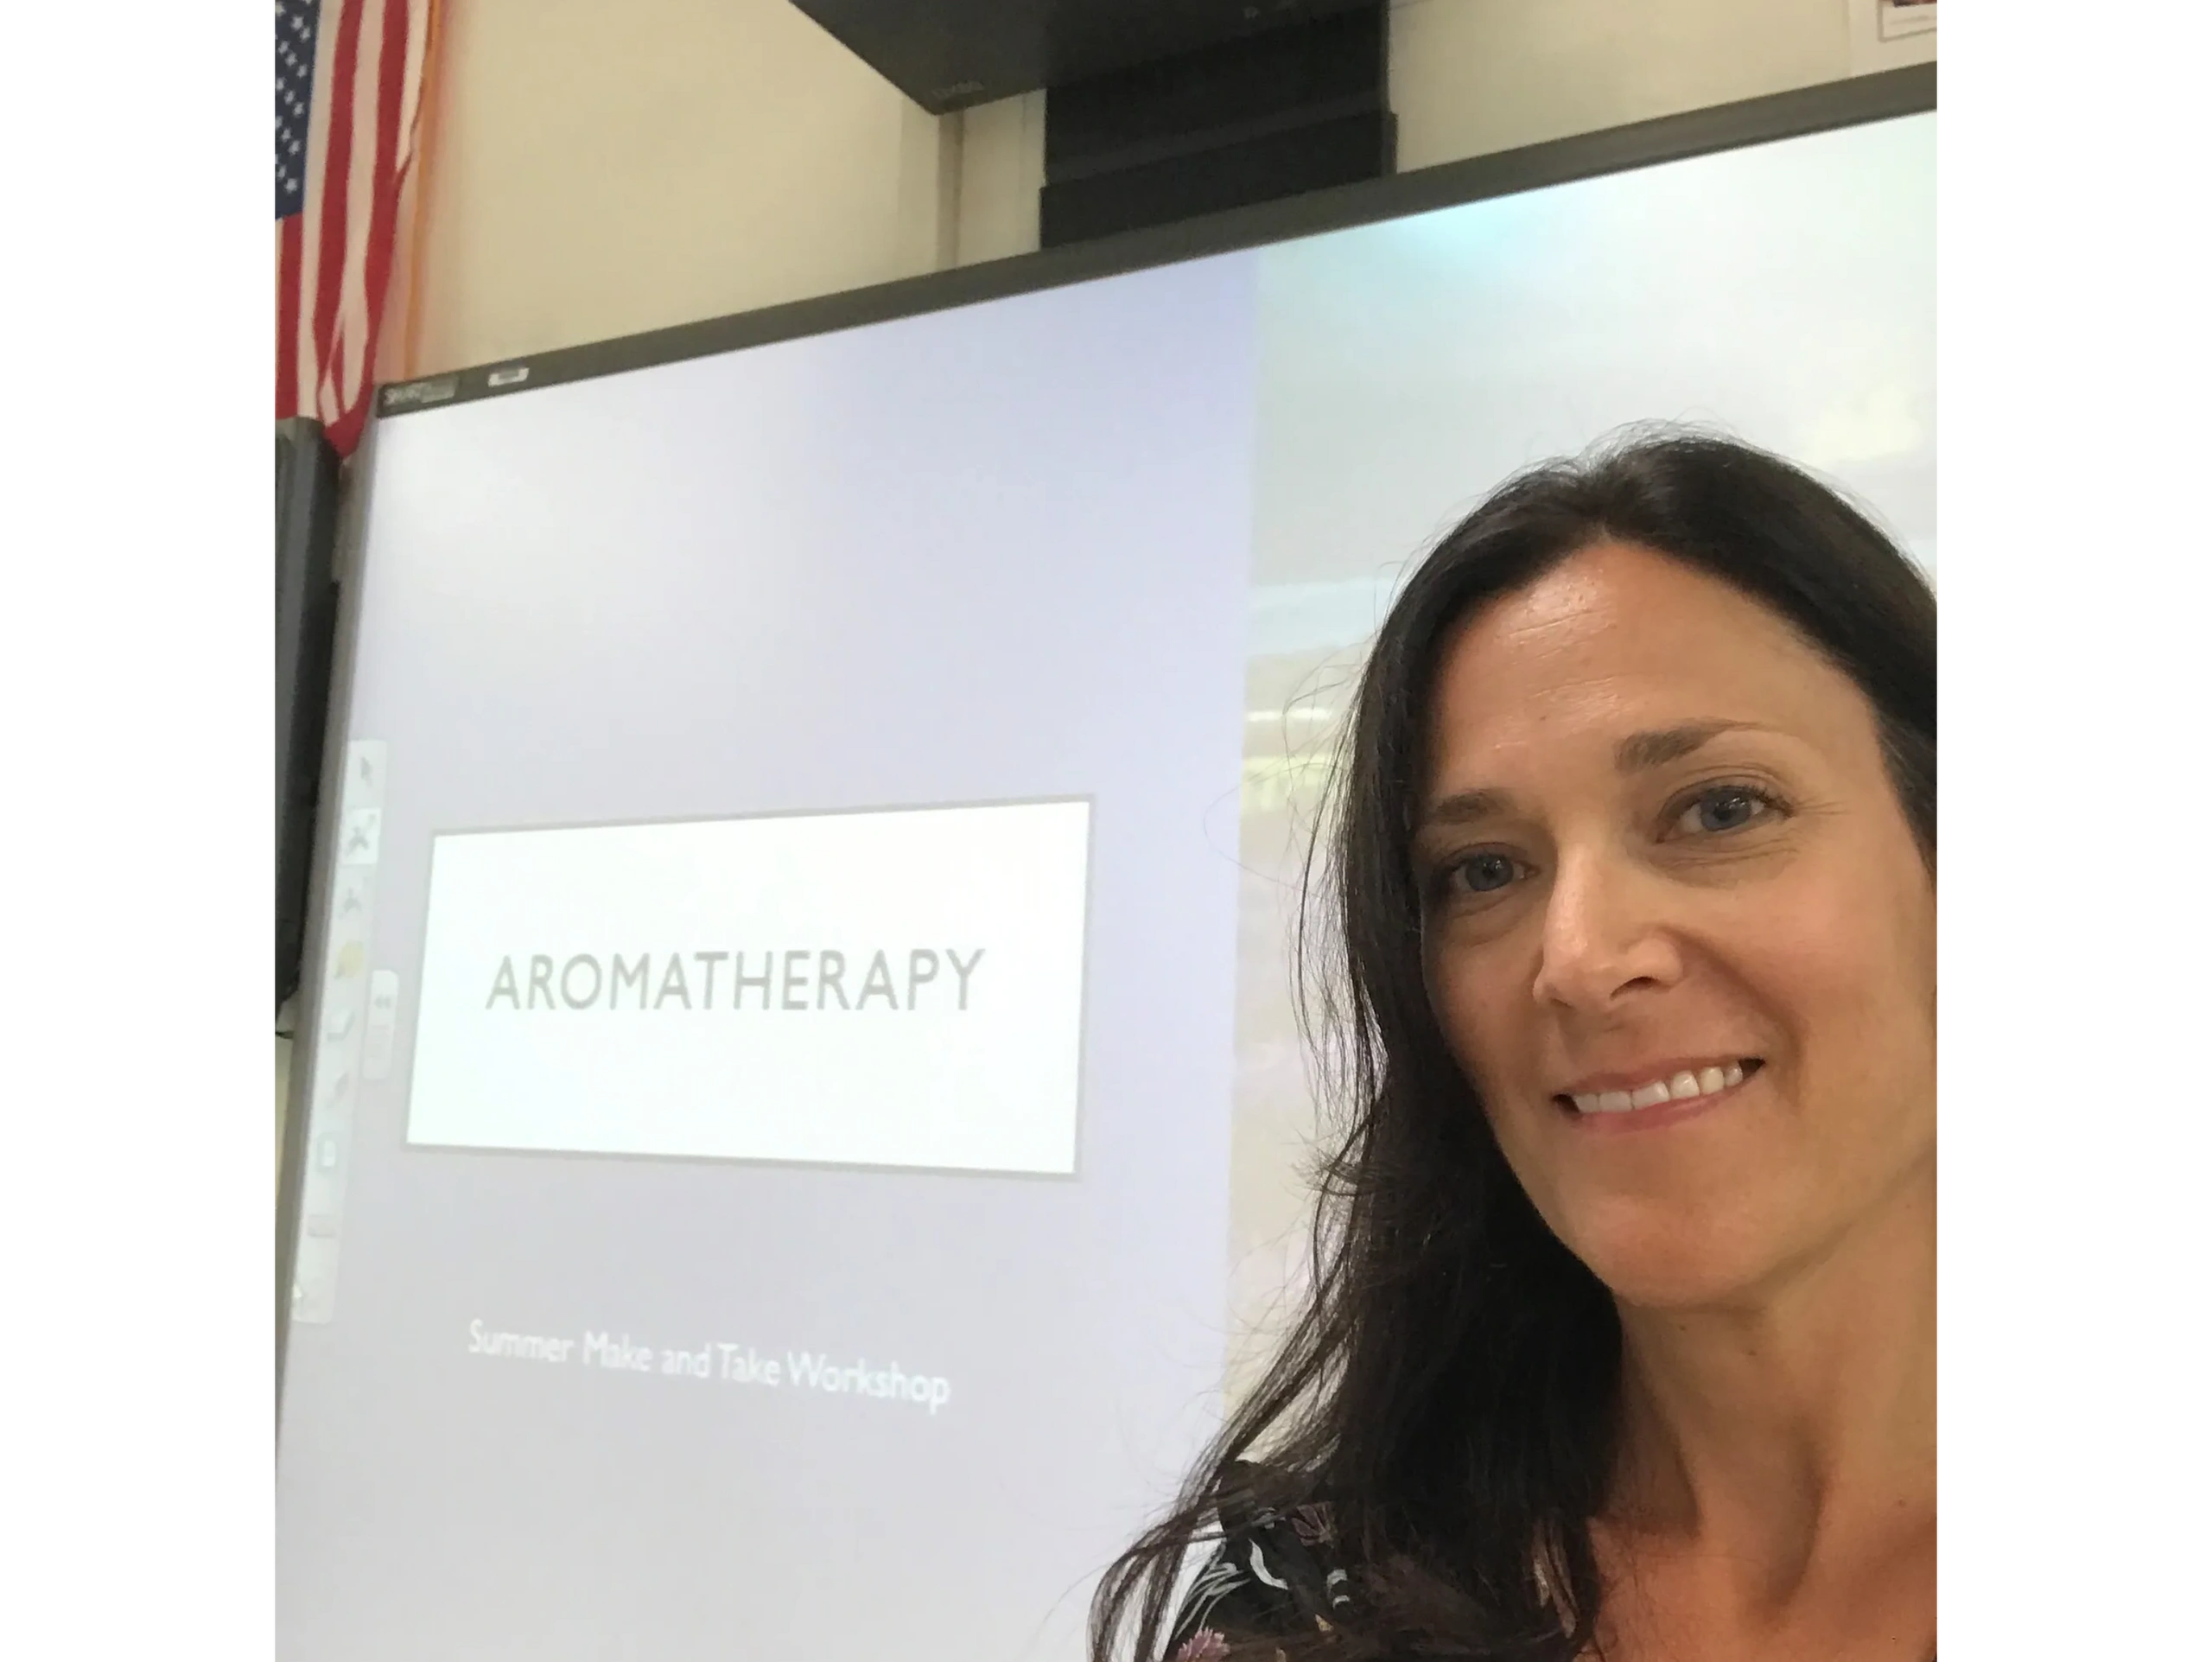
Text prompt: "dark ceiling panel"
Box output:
[[788, 0, 1372, 112]]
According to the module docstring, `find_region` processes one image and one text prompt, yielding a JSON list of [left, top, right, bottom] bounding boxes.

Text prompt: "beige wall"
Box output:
[[391, 0, 951, 376], [391, 0, 1929, 379], [1393, 0, 1846, 169]]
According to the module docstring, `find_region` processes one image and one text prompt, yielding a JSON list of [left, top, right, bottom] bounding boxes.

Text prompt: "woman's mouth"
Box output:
[[1553, 1058, 1764, 1119]]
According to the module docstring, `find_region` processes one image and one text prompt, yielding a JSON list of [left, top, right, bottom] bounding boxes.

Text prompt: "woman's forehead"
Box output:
[[1425, 544, 1867, 767]]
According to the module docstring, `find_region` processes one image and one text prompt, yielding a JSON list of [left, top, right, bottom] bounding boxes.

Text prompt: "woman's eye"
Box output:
[[1451, 851, 1520, 895], [1672, 786, 1774, 837]]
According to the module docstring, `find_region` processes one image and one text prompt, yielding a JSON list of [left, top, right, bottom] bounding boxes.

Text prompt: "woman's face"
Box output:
[[1413, 541, 1935, 1312]]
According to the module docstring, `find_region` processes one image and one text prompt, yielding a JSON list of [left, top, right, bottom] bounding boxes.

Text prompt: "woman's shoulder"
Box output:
[[1162, 1462, 1354, 1659]]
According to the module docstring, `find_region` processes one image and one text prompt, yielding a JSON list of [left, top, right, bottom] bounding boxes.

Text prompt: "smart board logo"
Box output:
[[382, 374, 458, 410], [483, 948, 986, 1014]]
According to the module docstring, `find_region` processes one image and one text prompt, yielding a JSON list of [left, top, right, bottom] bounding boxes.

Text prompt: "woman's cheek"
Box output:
[[1427, 950, 1530, 1111], [1715, 862, 1880, 1009]]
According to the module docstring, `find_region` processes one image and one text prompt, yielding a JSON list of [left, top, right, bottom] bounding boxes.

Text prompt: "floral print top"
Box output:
[[1158, 1474, 1936, 1662], [1164, 1466, 1352, 1659]]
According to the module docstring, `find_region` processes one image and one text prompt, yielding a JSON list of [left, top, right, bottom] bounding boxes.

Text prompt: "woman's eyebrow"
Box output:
[[1417, 786, 1514, 832], [1613, 719, 1770, 774], [1418, 723, 1779, 832]]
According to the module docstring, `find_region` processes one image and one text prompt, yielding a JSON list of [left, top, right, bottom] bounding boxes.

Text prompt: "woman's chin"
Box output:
[[1565, 1214, 1784, 1315]]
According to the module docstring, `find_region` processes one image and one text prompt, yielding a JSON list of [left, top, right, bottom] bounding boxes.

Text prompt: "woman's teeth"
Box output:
[[1572, 1060, 1746, 1116]]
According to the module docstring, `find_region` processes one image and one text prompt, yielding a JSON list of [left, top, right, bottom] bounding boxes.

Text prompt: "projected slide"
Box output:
[[408, 800, 1091, 1172], [281, 252, 1255, 1662]]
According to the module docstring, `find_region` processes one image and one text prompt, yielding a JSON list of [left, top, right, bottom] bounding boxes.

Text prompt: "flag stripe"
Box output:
[[310, 0, 367, 420], [331, 0, 415, 454], [323, 0, 384, 428], [277, 213, 304, 418]]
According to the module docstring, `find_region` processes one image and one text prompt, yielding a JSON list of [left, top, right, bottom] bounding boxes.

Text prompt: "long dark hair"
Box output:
[[1090, 430, 1937, 1661]]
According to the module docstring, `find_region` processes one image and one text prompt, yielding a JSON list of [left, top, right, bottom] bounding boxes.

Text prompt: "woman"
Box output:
[[1093, 431, 1936, 1662]]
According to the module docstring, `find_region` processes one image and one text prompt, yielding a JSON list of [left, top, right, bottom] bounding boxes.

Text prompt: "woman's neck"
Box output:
[[1605, 1153, 1937, 1608]]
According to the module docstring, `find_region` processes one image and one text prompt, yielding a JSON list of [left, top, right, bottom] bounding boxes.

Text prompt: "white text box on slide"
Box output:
[[405, 800, 1091, 1174]]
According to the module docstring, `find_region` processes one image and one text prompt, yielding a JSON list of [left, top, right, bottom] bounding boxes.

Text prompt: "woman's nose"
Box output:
[[1529, 846, 1683, 1015]]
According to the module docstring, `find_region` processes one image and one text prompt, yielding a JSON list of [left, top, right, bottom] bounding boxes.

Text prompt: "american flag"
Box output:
[[276, 0, 436, 455]]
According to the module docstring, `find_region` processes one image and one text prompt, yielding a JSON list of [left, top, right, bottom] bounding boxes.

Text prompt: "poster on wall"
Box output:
[[1851, 0, 1936, 73]]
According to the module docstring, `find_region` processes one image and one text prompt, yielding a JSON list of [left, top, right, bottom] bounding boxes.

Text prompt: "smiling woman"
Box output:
[[1094, 430, 1936, 1662]]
